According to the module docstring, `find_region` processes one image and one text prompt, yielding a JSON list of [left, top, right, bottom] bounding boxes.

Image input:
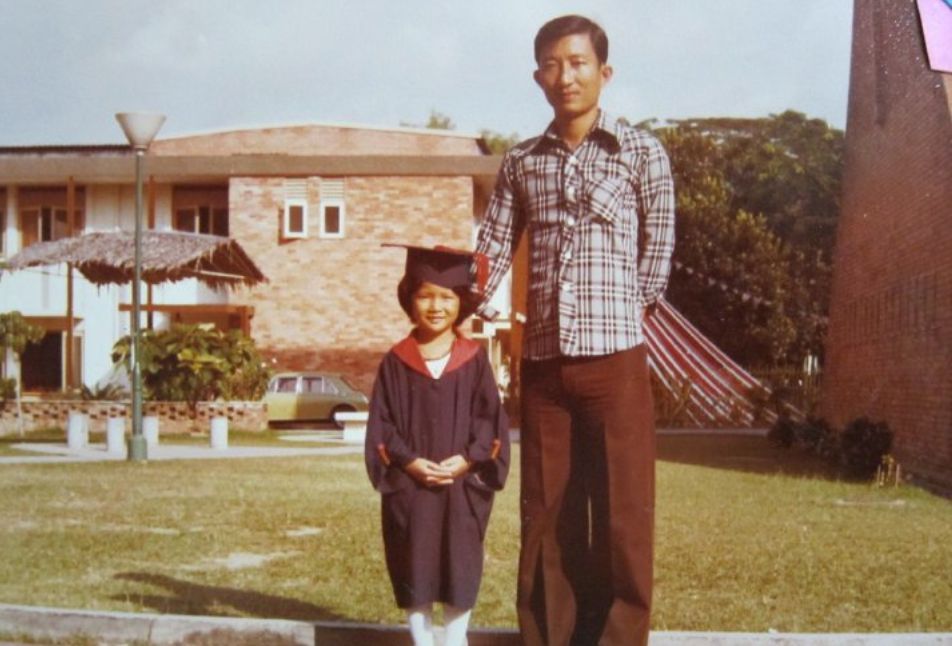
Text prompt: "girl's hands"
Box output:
[[439, 454, 471, 478], [404, 455, 471, 486], [404, 458, 454, 487]]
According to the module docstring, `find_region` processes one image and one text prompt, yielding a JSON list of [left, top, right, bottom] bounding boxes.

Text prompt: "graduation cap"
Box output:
[[384, 243, 488, 292]]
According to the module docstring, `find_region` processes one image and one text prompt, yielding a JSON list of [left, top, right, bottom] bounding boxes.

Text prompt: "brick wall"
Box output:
[[821, 0, 952, 491], [229, 175, 474, 393], [0, 400, 267, 436]]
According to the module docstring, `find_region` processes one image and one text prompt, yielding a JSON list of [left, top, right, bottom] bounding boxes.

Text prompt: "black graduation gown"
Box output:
[[365, 335, 510, 609]]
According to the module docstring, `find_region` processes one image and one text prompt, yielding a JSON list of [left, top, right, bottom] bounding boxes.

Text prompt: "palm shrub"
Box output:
[[838, 417, 893, 479], [111, 324, 270, 416]]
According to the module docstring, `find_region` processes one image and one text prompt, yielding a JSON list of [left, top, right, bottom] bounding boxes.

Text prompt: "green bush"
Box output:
[[839, 417, 893, 479], [0, 377, 16, 403], [795, 415, 835, 455], [767, 414, 797, 448], [80, 383, 128, 401], [652, 373, 694, 428], [111, 324, 270, 413]]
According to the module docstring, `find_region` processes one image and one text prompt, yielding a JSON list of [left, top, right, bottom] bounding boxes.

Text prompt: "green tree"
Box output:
[[650, 122, 827, 366], [111, 324, 270, 418], [479, 129, 521, 154], [662, 111, 842, 332], [0, 311, 45, 436], [425, 110, 455, 130], [402, 110, 456, 131]]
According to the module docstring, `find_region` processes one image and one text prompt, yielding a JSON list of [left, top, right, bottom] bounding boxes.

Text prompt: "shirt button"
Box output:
[[566, 185, 576, 201], [567, 156, 577, 166], [561, 281, 574, 291], [566, 216, 577, 227]]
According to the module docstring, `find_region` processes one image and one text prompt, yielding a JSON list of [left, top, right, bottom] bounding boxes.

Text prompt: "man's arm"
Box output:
[[636, 137, 676, 314], [474, 152, 525, 319]]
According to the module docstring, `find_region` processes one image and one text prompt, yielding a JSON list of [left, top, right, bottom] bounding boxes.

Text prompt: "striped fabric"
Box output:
[[476, 111, 675, 359]]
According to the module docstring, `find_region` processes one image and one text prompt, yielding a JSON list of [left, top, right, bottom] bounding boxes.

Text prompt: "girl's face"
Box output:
[[412, 281, 460, 338]]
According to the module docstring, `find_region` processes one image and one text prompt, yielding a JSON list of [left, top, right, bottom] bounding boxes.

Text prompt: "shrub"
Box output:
[[767, 414, 797, 448], [652, 374, 694, 428], [838, 417, 893, 479], [795, 415, 835, 455], [0, 377, 16, 404], [111, 324, 270, 414], [81, 383, 128, 401]]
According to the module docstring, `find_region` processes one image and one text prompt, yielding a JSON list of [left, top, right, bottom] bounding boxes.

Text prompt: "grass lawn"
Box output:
[[0, 434, 949, 632]]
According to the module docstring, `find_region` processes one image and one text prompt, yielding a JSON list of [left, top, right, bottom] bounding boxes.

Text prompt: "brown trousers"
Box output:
[[517, 344, 655, 646]]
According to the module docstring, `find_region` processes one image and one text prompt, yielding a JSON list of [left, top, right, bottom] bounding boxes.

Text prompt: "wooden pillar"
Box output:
[[65, 176, 75, 390], [240, 307, 251, 337]]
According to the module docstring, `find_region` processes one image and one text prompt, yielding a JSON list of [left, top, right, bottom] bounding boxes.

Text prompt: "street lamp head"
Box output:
[[115, 112, 166, 150]]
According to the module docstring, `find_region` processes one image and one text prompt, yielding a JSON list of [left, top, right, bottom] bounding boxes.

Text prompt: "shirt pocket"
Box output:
[[583, 175, 629, 225]]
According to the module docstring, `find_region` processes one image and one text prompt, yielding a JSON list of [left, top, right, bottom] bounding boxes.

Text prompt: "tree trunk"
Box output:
[[15, 378, 24, 438]]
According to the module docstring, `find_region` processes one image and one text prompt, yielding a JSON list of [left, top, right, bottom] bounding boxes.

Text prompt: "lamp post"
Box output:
[[115, 112, 165, 461]]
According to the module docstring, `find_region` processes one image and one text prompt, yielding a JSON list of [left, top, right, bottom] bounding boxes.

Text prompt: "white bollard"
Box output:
[[67, 411, 86, 449], [143, 416, 159, 448], [337, 411, 369, 444], [106, 417, 126, 455], [210, 416, 229, 450]]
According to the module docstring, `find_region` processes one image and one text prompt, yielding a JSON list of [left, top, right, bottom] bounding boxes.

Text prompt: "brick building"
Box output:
[[0, 123, 505, 396], [822, 0, 952, 490]]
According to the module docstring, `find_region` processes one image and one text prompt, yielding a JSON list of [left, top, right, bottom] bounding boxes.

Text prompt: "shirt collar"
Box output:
[[529, 110, 623, 154]]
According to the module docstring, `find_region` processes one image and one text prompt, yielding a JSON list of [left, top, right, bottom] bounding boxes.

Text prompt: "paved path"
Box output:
[[0, 604, 948, 646], [0, 440, 362, 464]]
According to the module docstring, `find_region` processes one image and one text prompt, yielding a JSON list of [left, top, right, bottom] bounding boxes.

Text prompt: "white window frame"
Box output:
[[283, 198, 309, 239], [319, 198, 345, 239]]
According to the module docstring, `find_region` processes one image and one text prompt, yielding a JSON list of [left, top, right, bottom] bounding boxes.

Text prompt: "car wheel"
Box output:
[[331, 405, 356, 430]]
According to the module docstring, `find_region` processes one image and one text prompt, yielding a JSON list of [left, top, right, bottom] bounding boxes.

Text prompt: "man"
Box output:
[[474, 15, 675, 646]]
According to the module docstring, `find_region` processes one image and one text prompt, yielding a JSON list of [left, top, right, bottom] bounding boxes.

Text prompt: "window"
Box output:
[[283, 179, 308, 239], [20, 206, 85, 248], [283, 199, 308, 238], [302, 376, 341, 395], [272, 377, 299, 393], [319, 178, 345, 238], [301, 376, 324, 394], [172, 186, 229, 237], [175, 205, 228, 236]]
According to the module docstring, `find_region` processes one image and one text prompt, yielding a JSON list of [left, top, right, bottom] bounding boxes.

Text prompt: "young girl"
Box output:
[[365, 244, 510, 646]]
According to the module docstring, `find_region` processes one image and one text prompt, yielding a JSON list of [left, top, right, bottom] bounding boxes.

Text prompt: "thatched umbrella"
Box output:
[[2, 230, 266, 289], [1, 230, 268, 450]]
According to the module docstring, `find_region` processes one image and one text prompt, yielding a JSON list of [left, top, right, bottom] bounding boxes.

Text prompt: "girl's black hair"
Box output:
[[397, 276, 480, 325]]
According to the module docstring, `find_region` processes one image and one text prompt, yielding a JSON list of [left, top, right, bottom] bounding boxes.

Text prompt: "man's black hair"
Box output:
[[534, 15, 609, 65]]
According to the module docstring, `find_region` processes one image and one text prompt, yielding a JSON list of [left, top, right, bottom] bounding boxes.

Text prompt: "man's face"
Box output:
[[533, 33, 612, 122]]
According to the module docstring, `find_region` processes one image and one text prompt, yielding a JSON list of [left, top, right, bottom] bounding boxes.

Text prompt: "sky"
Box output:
[[0, 1, 854, 146]]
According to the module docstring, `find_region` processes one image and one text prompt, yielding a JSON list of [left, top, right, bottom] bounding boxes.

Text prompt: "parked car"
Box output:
[[264, 372, 368, 427]]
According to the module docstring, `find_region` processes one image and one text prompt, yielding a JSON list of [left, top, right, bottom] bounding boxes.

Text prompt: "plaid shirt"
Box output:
[[475, 111, 675, 360]]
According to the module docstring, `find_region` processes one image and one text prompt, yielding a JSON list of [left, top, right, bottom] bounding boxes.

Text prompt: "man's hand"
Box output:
[[439, 454, 471, 478], [404, 458, 454, 487]]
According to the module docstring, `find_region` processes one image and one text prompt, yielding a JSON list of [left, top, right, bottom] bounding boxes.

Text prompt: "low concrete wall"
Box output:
[[0, 400, 267, 435]]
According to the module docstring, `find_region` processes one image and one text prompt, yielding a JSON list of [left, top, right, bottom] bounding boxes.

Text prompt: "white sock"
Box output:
[[443, 604, 472, 646], [407, 604, 435, 646]]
